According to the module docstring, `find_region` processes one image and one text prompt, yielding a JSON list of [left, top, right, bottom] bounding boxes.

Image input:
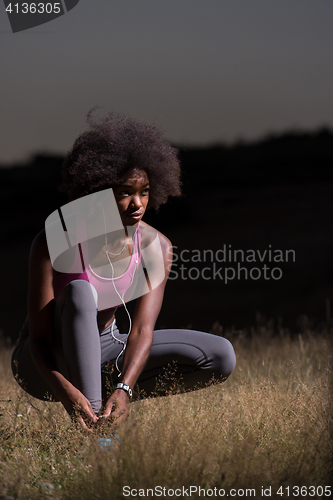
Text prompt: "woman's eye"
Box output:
[[142, 189, 150, 195]]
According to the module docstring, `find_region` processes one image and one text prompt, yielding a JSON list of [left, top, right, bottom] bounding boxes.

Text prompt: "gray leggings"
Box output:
[[11, 280, 236, 413]]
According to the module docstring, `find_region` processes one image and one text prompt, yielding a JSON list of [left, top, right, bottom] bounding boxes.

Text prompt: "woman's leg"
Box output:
[[11, 318, 58, 401], [12, 280, 104, 414], [137, 329, 236, 395], [53, 280, 102, 413], [101, 327, 236, 396]]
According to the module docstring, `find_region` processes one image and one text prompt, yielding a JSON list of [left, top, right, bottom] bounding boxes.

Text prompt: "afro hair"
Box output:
[[59, 110, 182, 210]]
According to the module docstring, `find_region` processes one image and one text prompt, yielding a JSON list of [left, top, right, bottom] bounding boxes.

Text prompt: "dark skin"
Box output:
[[28, 168, 172, 430]]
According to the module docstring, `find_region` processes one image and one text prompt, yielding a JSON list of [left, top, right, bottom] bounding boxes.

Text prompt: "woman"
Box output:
[[11, 111, 236, 430]]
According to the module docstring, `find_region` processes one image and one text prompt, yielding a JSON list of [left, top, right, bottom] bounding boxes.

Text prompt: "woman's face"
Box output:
[[113, 168, 150, 226]]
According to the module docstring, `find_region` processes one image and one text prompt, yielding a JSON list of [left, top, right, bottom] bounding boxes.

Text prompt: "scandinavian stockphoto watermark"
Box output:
[[168, 245, 295, 282], [44, 186, 294, 294], [3, 0, 80, 33]]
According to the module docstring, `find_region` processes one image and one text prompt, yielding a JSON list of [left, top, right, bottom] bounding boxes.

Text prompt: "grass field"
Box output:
[[0, 325, 332, 500]]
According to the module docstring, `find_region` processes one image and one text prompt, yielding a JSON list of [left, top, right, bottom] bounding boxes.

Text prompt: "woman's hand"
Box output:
[[57, 382, 99, 431], [103, 389, 129, 424]]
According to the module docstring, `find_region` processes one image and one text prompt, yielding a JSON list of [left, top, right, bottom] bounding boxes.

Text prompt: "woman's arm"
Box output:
[[28, 230, 98, 428], [103, 231, 173, 422]]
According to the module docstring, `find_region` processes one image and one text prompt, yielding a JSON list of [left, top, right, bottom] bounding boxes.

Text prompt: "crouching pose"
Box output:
[[11, 111, 236, 429]]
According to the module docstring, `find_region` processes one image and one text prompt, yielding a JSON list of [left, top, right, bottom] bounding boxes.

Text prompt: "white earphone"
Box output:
[[101, 206, 138, 376]]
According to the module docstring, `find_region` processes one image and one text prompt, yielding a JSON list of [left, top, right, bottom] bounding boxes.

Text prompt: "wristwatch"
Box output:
[[114, 382, 133, 399]]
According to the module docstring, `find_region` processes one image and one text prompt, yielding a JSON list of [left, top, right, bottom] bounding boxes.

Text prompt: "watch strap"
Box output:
[[114, 382, 133, 399]]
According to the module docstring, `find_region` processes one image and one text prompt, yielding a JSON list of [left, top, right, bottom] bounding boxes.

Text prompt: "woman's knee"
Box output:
[[210, 336, 236, 379], [11, 340, 57, 401], [59, 280, 98, 313]]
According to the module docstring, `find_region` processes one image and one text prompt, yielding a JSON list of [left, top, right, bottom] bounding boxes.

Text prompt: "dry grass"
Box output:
[[0, 326, 332, 500]]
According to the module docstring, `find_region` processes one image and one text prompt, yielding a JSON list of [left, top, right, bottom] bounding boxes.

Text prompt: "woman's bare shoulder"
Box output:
[[32, 228, 47, 244], [139, 221, 172, 255], [30, 228, 50, 260]]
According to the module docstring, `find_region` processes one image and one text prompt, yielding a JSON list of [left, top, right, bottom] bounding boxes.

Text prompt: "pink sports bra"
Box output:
[[53, 222, 141, 311]]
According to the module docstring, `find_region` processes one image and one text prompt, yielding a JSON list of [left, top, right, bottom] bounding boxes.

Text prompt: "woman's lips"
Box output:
[[126, 211, 143, 219]]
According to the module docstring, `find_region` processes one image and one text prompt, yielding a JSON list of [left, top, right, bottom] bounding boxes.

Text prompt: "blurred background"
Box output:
[[1, 1, 333, 341]]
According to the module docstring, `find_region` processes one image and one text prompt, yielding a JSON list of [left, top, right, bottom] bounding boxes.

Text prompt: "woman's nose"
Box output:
[[130, 194, 142, 209]]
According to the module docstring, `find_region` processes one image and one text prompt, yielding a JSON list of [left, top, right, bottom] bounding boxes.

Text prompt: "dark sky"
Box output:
[[1, 0, 333, 164]]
